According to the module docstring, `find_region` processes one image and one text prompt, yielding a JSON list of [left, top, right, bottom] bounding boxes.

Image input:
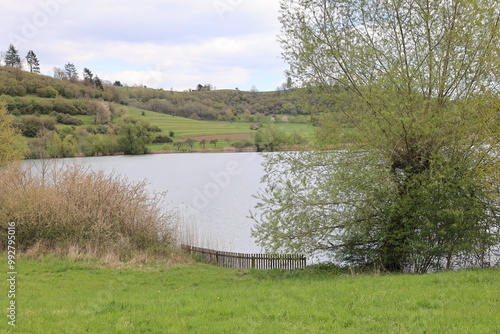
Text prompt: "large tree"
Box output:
[[117, 115, 152, 155], [252, 0, 500, 272]]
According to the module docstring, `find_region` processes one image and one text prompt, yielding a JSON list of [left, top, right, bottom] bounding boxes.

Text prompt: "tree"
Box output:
[[254, 126, 289, 152], [173, 141, 185, 151], [185, 138, 195, 149], [90, 101, 111, 124], [116, 115, 152, 155], [94, 76, 104, 90], [26, 51, 40, 74], [252, 0, 500, 272], [83, 68, 94, 84], [64, 62, 78, 81], [199, 139, 207, 149], [53, 67, 66, 80], [4, 44, 21, 68]]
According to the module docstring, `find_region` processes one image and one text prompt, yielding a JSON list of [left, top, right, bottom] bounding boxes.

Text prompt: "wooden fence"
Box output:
[[181, 245, 306, 270]]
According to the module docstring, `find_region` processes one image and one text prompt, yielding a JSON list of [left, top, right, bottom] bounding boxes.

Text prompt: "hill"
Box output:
[[0, 66, 315, 157]]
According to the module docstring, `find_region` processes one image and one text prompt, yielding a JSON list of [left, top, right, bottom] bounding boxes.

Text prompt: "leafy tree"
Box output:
[[199, 139, 207, 149], [210, 139, 218, 148], [185, 138, 195, 149], [4, 44, 21, 68], [173, 141, 185, 151], [116, 115, 152, 155], [26, 51, 40, 74], [254, 125, 289, 152], [253, 0, 500, 272]]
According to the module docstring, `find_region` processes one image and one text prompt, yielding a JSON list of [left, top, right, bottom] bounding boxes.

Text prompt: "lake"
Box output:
[[28, 152, 266, 254]]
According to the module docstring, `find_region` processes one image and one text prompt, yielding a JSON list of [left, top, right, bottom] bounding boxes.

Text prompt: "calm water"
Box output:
[[30, 152, 266, 253]]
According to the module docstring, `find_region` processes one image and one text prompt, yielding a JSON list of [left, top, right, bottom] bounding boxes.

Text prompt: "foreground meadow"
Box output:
[[1, 257, 498, 333]]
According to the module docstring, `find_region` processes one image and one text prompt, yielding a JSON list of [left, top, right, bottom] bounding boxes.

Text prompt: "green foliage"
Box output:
[[0, 105, 22, 166], [8, 258, 500, 333], [4, 44, 21, 67], [0, 60, 314, 158], [21, 115, 57, 137], [253, 0, 500, 272], [117, 114, 152, 155], [153, 135, 173, 144], [254, 125, 307, 151], [231, 139, 255, 149], [37, 86, 58, 98]]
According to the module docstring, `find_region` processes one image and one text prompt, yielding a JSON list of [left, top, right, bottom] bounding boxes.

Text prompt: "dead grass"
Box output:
[[0, 162, 183, 263]]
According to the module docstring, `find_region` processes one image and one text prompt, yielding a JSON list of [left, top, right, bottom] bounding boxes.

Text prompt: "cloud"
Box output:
[[1, 0, 286, 91]]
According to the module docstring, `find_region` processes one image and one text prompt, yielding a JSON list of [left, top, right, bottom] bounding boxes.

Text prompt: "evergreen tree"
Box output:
[[26, 50, 40, 73], [64, 62, 78, 81], [4, 44, 21, 68], [83, 68, 94, 84], [94, 76, 104, 90]]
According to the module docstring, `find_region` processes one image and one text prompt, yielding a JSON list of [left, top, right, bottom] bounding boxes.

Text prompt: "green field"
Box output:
[[125, 106, 314, 139], [3, 257, 498, 333]]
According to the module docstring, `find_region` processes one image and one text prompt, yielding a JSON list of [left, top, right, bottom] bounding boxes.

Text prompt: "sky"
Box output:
[[0, 0, 288, 92]]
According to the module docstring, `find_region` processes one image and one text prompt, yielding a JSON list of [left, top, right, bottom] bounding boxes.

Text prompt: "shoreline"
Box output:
[[150, 146, 258, 155]]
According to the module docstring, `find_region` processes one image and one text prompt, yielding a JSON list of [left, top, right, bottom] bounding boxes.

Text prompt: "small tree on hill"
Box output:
[[64, 62, 78, 81], [83, 68, 94, 84], [4, 44, 21, 68], [26, 51, 40, 73]]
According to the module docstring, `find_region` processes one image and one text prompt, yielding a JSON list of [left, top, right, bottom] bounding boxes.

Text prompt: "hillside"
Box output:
[[0, 66, 316, 158]]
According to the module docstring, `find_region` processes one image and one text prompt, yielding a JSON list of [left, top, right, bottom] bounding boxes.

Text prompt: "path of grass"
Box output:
[[1, 257, 498, 333]]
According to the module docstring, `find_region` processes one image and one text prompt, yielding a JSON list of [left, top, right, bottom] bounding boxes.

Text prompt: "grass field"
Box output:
[[125, 106, 314, 139], [2, 257, 498, 333]]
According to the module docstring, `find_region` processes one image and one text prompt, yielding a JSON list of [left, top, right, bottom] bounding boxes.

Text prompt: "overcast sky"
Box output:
[[1, 0, 288, 91]]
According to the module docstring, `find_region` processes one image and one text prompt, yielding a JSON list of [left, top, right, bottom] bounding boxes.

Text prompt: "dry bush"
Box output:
[[0, 163, 179, 262]]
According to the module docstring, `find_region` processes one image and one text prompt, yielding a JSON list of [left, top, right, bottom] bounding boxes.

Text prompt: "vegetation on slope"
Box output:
[[0, 65, 318, 157]]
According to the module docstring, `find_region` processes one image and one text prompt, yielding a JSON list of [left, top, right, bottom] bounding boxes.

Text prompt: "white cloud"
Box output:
[[1, 0, 286, 91]]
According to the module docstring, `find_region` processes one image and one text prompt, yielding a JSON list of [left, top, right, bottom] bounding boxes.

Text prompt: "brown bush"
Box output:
[[0, 163, 178, 261]]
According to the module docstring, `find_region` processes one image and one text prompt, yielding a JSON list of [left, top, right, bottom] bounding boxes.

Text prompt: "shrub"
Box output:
[[37, 86, 58, 98], [232, 139, 255, 149], [0, 165, 177, 260], [57, 113, 83, 125], [153, 135, 173, 144], [21, 116, 56, 137]]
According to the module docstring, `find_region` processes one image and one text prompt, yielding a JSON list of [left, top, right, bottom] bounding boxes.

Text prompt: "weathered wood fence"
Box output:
[[181, 245, 306, 270]]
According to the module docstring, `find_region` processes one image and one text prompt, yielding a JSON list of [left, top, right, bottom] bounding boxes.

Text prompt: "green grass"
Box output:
[[125, 106, 313, 139], [2, 257, 498, 333]]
